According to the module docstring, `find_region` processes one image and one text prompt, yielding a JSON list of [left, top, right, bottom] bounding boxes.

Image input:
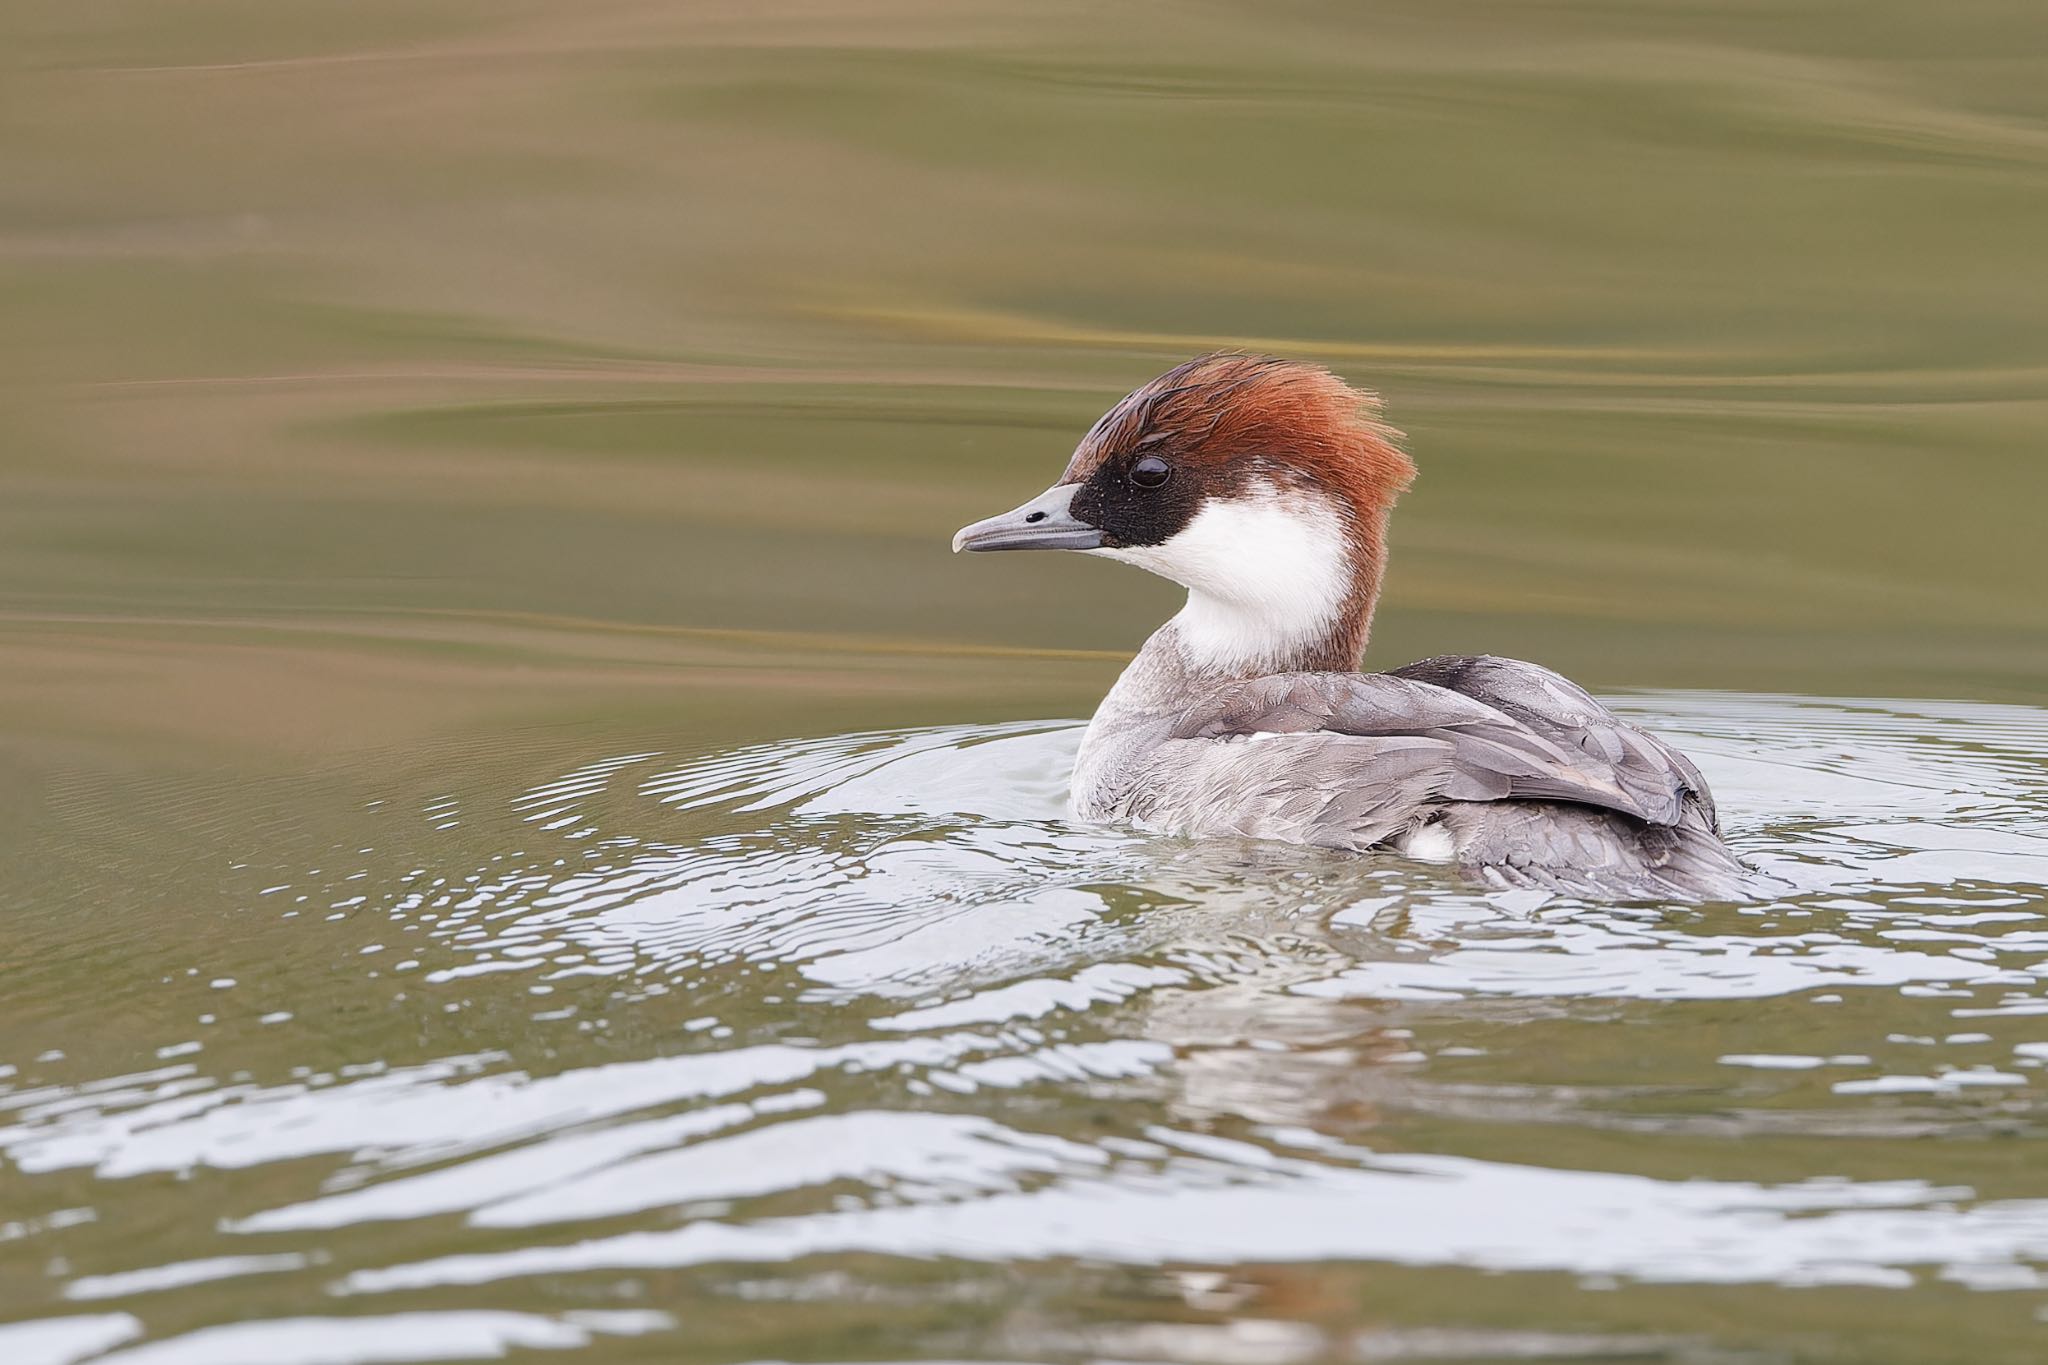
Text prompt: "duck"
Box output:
[[951, 352, 1761, 900]]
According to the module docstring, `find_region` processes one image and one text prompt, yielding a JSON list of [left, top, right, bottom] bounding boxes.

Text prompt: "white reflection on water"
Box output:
[[4, 693, 2048, 1358], [0, 1315, 141, 1365], [334, 1137, 2045, 1294], [88, 1311, 673, 1365]]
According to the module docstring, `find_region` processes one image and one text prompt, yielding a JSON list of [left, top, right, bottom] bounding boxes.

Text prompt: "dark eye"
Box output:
[[1129, 456, 1171, 489]]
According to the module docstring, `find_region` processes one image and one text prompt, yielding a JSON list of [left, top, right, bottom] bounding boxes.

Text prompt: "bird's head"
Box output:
[[953, 353, 1414, 675]]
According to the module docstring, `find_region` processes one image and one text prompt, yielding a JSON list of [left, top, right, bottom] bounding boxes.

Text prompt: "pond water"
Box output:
[[5, 3, 2048, 1363]]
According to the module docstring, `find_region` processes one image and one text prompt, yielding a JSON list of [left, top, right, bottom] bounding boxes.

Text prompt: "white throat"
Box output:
[[1091, 482, 1353, 677]]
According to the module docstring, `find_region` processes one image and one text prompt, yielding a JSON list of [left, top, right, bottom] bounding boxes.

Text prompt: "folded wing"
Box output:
[[1168, 653, 1714, 835]]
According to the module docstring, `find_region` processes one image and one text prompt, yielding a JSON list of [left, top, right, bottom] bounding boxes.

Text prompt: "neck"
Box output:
[[1171, 601, 1359, 679], [1074, 511, 1384, 793], [1163, 504, 1386, 679]]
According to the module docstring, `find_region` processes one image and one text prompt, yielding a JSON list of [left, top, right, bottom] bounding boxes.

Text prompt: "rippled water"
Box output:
[[7, 695, 2048, 1362]]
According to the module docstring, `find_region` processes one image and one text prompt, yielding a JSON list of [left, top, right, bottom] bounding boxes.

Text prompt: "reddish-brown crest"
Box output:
[[1061, 352, 1414, 526]]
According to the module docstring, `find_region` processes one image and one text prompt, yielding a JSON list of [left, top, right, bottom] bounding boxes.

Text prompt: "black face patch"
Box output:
[[1068, 449, 1204, 548]]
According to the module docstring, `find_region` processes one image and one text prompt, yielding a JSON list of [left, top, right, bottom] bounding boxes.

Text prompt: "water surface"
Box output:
[[10, 696, 2048, 1364]]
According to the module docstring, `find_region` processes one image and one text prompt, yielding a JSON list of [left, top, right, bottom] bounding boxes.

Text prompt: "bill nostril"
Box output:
[[1025, 511, 1046, 523]]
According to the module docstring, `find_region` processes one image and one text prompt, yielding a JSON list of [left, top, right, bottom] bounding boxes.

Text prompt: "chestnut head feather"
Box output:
[[1059, 352, 1413, 556]]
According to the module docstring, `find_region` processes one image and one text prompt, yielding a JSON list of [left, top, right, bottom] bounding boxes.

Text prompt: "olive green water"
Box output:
[[6, 4, 2048, 1363]]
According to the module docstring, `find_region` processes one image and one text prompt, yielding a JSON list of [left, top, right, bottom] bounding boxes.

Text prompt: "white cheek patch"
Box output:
[[1091, 481, 1351, 676]]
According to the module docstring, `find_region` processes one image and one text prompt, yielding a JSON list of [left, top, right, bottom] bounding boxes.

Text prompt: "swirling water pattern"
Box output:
[[7, 694, 2048, 1363]]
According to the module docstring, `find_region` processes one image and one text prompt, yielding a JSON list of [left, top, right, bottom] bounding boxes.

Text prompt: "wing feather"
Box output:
[[1170, 656, 1711, 832], [1392, 655, 1718, 830]]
